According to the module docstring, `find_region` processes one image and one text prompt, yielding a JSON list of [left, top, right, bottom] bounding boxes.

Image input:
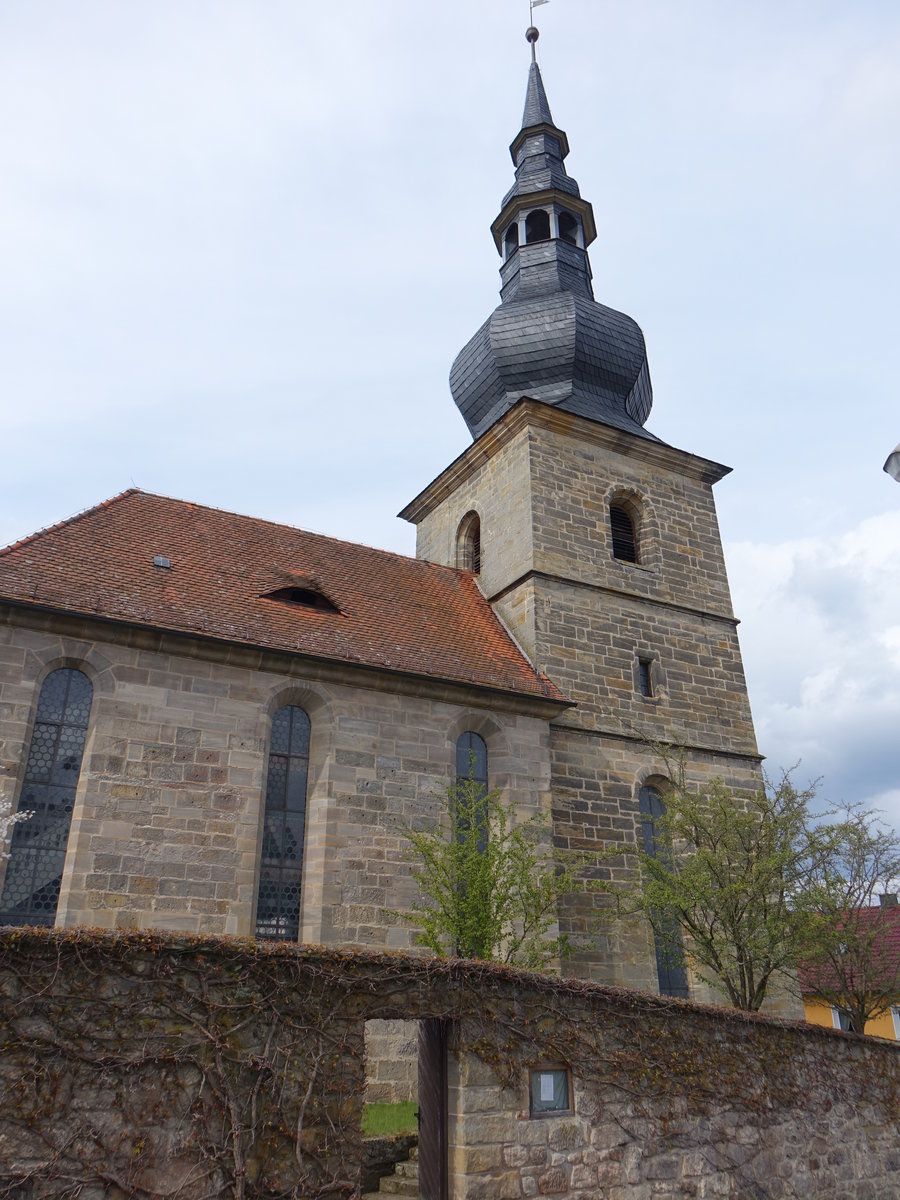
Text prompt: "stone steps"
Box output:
[[362, 1144, 419, 1199]]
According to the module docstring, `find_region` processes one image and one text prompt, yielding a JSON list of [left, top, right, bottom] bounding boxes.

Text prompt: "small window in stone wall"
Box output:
[[529, 1066, 572, 1116], [638, 658, 653, 698]]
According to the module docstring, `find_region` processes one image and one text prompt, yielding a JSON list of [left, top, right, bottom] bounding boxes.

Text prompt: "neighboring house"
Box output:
[[0, 55, 768, 1005], [800, 895, 900, 1038]]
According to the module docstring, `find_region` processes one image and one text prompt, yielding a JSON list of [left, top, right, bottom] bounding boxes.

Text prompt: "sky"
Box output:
[[1, 1, 898, 823]]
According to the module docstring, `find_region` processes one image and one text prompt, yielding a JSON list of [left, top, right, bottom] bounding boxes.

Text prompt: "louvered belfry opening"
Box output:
[[456, 511, 482, 574], [525, 208, 551, 244], [610, 505, 638, 563]]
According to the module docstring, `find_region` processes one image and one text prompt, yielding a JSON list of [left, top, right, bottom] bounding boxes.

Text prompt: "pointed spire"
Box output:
[[448, 37, 654, 442], [522, 61, 554, 130]]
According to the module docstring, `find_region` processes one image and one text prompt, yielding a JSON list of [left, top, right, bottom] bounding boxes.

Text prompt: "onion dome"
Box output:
[[450, 47, 655, 441]]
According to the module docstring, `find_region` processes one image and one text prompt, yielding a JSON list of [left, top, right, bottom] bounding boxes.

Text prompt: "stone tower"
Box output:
[[401, 43, 763, 992]]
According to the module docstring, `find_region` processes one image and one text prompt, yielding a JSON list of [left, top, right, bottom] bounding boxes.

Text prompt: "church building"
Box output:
[[0, 46, 763, 1001]]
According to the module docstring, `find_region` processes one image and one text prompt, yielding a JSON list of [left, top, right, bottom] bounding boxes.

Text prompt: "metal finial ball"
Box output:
[[526, 25, 540, 44]]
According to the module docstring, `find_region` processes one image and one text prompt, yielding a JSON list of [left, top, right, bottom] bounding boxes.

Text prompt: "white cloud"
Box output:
[[728, 511, 900, 826]]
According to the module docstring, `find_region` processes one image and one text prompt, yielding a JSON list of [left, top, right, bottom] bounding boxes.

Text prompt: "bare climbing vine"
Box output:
[[0, 929, 897, 1199]]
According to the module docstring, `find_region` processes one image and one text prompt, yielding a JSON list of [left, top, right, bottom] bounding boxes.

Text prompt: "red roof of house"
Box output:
[[798, 902, 900, 993], [0, 490, 566, 704]]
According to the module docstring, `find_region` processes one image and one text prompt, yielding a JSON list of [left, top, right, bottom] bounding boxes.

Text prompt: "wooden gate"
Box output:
[[417, 1018, 448, 1200]]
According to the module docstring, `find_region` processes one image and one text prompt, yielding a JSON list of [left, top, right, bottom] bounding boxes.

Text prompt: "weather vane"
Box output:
[[527, 0, 549, 62]]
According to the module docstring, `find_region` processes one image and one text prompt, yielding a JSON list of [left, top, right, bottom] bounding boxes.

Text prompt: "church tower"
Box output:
[[401, 32, 762, 992]]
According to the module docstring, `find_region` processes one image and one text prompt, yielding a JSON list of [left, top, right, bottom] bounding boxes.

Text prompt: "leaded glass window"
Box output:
[[455, 731, 488, 854], [0, 668, 92, 927], [255, 705, 310, 941], [638, 785, 689, 999]]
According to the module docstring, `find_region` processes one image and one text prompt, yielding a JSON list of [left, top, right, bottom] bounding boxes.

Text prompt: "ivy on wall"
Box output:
[[0, 929, 898, 1199]]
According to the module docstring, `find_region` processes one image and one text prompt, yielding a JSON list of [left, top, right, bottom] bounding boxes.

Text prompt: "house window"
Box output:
[[455, 731, 488, 854], [891, 1007, 900, 1039], [610, 504, 638, 563], [529, 1067, 572, 1116], [456, 511, 482, 574], [638, 658, 653, 698], [525, 209, 551, 244], [255, 705, 310, 941], [638, 785, 689, 999], [0, 668, 93, 927], [831, 1007, 857, 1033], [504, 223, 519, 258]]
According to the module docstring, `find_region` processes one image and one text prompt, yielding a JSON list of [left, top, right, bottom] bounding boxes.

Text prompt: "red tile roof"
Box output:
[[0, 490, 566, 704], [798, 903, 900, 993]]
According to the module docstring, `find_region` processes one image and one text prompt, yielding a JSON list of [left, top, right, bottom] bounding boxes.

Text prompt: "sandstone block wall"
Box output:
[[0, 612, 554, 949], [365, 1017, 419, 1104], [407, 402, 768, 1001]]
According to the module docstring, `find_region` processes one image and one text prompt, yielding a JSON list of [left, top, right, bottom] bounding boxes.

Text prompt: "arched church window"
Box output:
[[525, 209, 551, 244], [255, 704, 310, 941], [456, 731, 488, 855], [610, 503, 638, 563], [638, 785, 689, 999], [0, 667, 93, 927], [456, 511, 482, 574], [504, 223, 519, 257], [558, 210, 579, 245]]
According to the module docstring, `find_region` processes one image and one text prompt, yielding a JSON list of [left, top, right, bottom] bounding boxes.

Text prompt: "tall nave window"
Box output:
[[0, 668, 92, 926]]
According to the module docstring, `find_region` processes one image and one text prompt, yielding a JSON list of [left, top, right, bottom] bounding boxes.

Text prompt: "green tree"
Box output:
[[801, 810, 900, 1033], [618, 754, 833, 1011], [399, 774, 593, 969]]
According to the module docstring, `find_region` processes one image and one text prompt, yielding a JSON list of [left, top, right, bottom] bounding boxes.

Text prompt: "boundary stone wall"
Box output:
[[0, 930, 898, 1199]]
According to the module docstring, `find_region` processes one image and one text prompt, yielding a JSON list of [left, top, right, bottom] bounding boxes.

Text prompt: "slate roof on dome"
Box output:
[[0, 490, 566, 704], [450, 49, 660, 446]]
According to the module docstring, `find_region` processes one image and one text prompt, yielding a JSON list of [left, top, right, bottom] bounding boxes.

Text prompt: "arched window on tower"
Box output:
[[504, 223, 519, 258], [255, 704, 310, 941], [0, 667, 93, 927], [558, 210, 579, 246], [456, 511, 482, 574], [525, 209, 551, 244], [638, 785, 689, 999], [609, 503, 639, 563], [455, 731, 488, 856]]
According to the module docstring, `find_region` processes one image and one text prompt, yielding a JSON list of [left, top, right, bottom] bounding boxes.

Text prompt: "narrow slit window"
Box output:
[[0, 668, 92, 927], [610, 505, 638, 563], [638, 659, 653, 698]]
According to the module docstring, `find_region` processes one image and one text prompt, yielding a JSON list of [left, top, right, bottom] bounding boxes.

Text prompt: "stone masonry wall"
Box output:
[[1, 934, 897, 1200], [408, 403, 767, 1003], [0, 612, 554, 948], [365, 1017, 419, 1104]]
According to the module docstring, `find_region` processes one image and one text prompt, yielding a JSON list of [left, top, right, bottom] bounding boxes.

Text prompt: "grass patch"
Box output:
[[362, 1100, 418, 1137]]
